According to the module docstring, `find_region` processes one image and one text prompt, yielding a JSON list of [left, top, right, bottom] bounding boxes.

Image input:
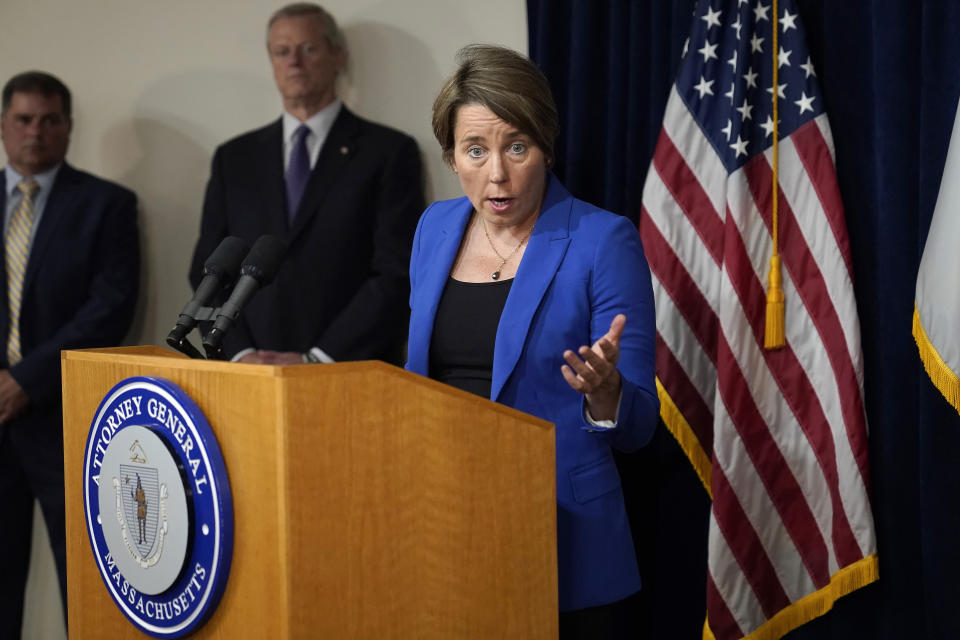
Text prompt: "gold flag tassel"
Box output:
[[765, 254, 785, 348], [765, 0, 786, 350]]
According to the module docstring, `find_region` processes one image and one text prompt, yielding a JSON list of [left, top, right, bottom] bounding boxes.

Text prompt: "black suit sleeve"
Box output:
[[313, 134, 424, 361], [190, 147, 255, 356], [189, 149, 227, 290], [11, 188, 140, 405]]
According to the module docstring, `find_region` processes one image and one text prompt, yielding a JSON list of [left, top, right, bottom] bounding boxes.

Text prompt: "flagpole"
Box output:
[[765, 0, 786, 349]]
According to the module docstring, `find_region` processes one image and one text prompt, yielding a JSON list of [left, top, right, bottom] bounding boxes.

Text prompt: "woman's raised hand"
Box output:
[[561, 314, 626, 422]]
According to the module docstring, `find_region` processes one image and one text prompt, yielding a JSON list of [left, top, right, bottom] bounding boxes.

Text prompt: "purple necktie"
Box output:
[[285, 124, 311, 223]]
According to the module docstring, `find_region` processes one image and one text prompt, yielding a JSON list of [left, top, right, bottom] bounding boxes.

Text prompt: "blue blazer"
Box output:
[[406, 175, 659, 610]]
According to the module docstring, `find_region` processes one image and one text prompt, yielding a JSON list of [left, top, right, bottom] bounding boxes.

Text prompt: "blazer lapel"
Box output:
[[407, 198, 473, 375], [288, 107, 360, 241], [22, 163, 75, 295], [491, 175, 572, 401], [257, 120, 288, 238]]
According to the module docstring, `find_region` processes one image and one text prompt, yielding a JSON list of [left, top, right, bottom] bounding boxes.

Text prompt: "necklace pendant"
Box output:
[[491, 270, 501, 280]]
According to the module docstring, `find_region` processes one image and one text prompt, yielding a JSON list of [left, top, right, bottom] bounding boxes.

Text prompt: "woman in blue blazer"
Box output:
[[405, 45, 659, 637]]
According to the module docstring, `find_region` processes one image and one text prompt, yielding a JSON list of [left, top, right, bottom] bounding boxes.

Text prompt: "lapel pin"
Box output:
[[340, 146, 349, 155]]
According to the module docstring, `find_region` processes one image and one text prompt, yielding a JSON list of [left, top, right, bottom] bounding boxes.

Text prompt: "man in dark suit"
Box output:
[[189, 3, 424, 365], [0, 71, 139, 636]]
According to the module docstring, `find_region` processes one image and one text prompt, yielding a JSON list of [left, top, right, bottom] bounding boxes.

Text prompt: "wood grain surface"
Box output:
[[62, 347, 557, 639]]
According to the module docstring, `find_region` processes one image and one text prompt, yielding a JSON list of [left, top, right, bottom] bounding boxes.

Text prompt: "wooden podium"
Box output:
[[62, 346, 558, 638]]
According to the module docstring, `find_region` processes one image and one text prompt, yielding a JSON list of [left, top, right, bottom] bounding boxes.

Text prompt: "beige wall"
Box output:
[[0, 1, 527, 638]]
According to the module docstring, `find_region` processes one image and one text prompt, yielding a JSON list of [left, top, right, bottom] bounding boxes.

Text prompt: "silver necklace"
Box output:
[[480, 216, 532, 280]]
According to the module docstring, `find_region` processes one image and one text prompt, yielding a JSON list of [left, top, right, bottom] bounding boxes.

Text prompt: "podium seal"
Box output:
[[82, 376, 233, 638]]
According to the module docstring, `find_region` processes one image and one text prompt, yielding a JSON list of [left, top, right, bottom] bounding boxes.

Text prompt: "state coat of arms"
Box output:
[[82, 377, 233, 638]]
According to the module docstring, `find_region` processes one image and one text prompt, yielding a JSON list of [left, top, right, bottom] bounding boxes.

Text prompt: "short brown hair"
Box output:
[[2, 71, 71, 119], [267, 3, 346, 52], [432, 44, 558, 166]]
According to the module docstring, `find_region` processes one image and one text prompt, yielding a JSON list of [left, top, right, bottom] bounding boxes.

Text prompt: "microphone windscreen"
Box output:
[[203, 236, 250, 280], [240, 235, 286, 285]]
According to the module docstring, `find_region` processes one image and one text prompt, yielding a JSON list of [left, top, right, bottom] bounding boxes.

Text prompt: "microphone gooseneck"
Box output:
[[201, 235, 286, 359], [167, 236, 250, 358]]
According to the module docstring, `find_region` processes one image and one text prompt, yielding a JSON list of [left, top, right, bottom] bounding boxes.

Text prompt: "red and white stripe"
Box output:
[[640, 86, 876, 639]]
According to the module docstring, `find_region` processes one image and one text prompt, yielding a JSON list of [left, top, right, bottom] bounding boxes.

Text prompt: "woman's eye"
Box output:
[[467, 146, 484, 158], [510, 142, 526, 154]]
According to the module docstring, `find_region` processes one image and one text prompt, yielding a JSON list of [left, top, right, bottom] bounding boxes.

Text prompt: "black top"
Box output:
[[429, 277, 513, 398]]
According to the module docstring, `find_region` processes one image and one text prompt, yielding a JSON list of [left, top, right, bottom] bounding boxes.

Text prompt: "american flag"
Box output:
[[639, 1, 878, 638]]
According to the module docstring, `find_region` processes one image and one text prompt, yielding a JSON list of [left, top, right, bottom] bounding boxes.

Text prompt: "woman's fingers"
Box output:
[[604, 314, 626, 347], [560, 314, 627, 395]]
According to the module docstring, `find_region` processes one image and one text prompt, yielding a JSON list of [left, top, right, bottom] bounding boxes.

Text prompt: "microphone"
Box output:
[[167, 236, 250, 358], [202, 234, 286, 359]]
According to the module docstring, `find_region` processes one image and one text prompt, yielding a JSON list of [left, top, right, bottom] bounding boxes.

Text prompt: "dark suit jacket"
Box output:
[[0, 163, 140, 410], [0, 160, 138, 503], [0, 163, 138, 629], [406, 175, 660, 610], [189, 106, 424, 362]]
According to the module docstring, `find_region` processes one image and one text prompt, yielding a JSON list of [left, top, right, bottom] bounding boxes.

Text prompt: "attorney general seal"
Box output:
[[82, 376, 233, 637]]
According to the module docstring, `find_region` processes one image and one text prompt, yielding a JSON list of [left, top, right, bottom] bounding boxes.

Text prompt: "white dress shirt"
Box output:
[[282, 99, 342, 171]]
